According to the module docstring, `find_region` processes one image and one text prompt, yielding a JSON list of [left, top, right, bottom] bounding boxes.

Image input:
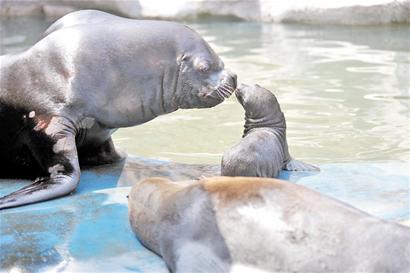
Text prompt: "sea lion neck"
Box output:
[[242, 103, 286, 137], [128, 178, 185, 254], [236, 85, 287, 137]]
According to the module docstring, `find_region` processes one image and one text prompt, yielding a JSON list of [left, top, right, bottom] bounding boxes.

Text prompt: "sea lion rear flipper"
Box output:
[[0, 118, 80, 209], [284, 158, 320, 172]]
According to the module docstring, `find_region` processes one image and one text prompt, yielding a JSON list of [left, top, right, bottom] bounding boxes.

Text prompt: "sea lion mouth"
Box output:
[[199, 84, 234, 103], [195, 71, 237, 107]]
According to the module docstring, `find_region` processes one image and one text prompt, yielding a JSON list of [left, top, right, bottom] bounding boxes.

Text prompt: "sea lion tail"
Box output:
[[284, 158, 320, 172]]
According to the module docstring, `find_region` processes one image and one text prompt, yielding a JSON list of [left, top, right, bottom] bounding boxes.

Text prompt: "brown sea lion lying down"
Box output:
[[128, 176, 410, 273]]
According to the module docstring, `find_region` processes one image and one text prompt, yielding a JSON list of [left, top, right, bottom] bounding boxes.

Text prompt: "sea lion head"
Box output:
[[235, 83, 285, 131], [176, 41, 237, 109]]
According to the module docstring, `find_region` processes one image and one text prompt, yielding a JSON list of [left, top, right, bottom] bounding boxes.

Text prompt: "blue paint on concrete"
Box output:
[[0, 159, 409, 272]]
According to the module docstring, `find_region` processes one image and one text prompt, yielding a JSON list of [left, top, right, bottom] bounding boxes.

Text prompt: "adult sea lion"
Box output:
[[128, 176, 410, 273], [43, 9, 123, 36], [0, 10, 237, 209], [222, 83, 318, 178]]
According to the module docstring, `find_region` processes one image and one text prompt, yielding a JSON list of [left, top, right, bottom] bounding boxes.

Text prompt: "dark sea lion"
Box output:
[[128, 176, 410, 273], [43, 9, 123, 36], [0, 10, 237, 209], [221, 83, 318, 178]]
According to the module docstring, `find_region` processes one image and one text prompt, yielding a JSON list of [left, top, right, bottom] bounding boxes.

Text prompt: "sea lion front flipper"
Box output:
[[0, 117, 80, 209], [0, 174, 79, 209], [284, 158, 320, 172]]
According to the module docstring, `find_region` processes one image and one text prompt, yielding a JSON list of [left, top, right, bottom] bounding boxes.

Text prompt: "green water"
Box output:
[[1, 18, 409, 164]]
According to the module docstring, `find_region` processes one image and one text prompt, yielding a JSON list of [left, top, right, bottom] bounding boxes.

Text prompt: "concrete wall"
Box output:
[[1, 0, 409, 24]]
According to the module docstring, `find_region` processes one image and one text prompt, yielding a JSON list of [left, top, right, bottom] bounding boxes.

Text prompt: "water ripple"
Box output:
[[1, 18, 409, 164]]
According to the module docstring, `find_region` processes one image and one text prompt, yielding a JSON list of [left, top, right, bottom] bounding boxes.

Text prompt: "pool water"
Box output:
[[1, 16, 409, 273], [1, 17, 409, 165]]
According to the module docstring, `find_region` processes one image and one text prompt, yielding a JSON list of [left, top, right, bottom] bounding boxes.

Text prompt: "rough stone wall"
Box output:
[[0, 0, 409, 25]]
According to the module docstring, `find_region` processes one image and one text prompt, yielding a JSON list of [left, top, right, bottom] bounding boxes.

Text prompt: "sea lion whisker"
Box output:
[[224, 87, 233, 94], [215, 89, 226, 100], [220, 87, 231, 99], [218, 86, 233, 98], [217, 88, 230, 98], [223, 83, 234, 92]]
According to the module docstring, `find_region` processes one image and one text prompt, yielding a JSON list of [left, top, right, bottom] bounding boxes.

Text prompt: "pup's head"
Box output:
[[235, 83, 283, 122]]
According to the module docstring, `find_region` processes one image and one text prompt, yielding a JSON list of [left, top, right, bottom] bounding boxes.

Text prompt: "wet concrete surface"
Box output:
[[1, 156, 409, 272]]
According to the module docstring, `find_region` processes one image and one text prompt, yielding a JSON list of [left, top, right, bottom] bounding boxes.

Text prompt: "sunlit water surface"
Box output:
[[1, 17, 409, 165]]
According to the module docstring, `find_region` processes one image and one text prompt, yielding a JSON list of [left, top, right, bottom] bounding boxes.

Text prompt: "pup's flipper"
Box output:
[[284, 158, 320, 172]]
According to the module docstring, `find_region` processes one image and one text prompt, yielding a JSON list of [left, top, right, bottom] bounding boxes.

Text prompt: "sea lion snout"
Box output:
[[235, 83, 260, 108], [235, 84, 280, 112], [237, 83, 249, 91], [229, 71, 237, 90], [187, 68, 237, 108], [215, 70, 237, 99], [234, 83, 248, 105]]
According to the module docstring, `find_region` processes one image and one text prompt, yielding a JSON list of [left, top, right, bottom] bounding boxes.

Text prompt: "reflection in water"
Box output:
[[1, 17, 409, 164]]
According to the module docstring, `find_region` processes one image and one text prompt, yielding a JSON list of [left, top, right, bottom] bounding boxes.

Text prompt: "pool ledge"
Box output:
[[1, 157, 409, 272]]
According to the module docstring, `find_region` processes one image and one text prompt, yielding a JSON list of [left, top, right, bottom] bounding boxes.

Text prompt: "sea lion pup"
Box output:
[[221, 83, 318, 178], [128, 176, 410, 273], [0, 10, 237, 209]]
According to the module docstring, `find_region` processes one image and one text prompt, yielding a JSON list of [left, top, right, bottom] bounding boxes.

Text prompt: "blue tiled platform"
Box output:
[[1, 157, 409, 272]]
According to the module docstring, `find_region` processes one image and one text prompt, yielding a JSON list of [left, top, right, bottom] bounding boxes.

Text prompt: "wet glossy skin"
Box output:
[[221, 84, 317, 178], [0, 10, 237, 209], [129, 176, 410, 273]]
